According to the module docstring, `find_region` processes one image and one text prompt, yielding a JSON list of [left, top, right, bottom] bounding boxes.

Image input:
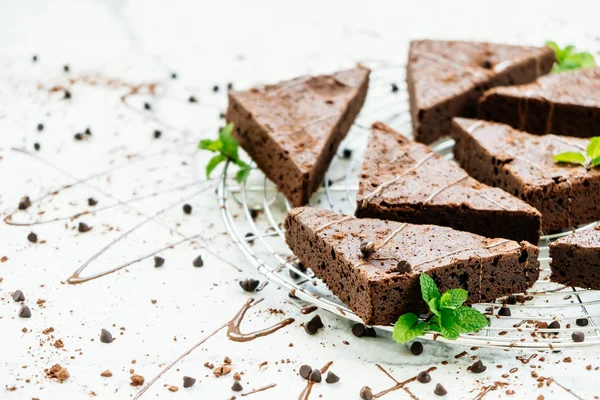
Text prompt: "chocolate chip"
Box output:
[[37, 123, 44, 131], [239, 278, 259, 292], [153, 130, 161, 139], [322, 179, 333, 187], [63, 65, 70, 72], [245, 232, 255, 243], [417, 371, 431, 383], [289, 269, 300, 279], [88, 198, 98, 206], [482, 60, 492, 69], [85, 128, 92, 136], [100, 329, 113, 343], [19, 304, 31, 318], [74, 133, 83, 141], [470, 360, 486, 374], [171, 73, 178, 79], [212, 85, 219, 93], [182, 376, 195, 388], [325, 371, 339, 383], [352, 323, 366, 337], [304, 315, 324, 335], [227, 82, 233, 90], [250, 209, 259, 220], [576, 318, 589, 327], [183, 204, 192, 214], [299, 365, 312, 379], [396, 260, 411, 273], [78, 222, 91, 233], [188, 96, 197, 103], [231, 381, 243, 392], [34, 143, 40, 151], [364, 327, 377, 337], [360, 386, 373, 400], [434, 383, 447, 396], [342, 148, 352, 159], [360, 240, 375, 258], [154, 256, 165, 268], [192, 255, 204, 267], [296, 262, 307, 272], [18, 196, 32, 210], [32, 55, 38, 62], [64, 90, 71, 99], [410, 341, 423, 355], [12, 290, 25, 302], [498, 307, 511, 317], [144, 102, 151, 110], [548, 321, 560, 333], [308, 369, 321, 383], [390, 83, 399, 92], [506, 295, 517, 305], [27, 232, 38, 243], [572, 331, 585, 343]]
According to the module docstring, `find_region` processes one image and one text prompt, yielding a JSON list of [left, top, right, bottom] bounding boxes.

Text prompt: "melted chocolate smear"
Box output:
[[133, 298, 292, 399], [241, 383, 277, 397], [372, 364, 437, 399], [300, 305, 318, 315], [297, 361, 333, 400]]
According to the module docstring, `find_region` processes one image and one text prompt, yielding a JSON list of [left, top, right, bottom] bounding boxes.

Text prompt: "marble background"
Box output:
[[1, 0, 600, 398]]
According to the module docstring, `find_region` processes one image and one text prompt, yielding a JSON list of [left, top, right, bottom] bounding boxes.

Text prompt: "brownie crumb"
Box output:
[[168, 386, 178, 392], [74, 133, 83, 141], [213, 365, 232, 377], [100, 370, 112, 377], [233, 372, 241, 381], [130, 374, 145, 386], [46, 364, 70, 382], [183, 376, 196, 388], [64, 90, 71, 99]]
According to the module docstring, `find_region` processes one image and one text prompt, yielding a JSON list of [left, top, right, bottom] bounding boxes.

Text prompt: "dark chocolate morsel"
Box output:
[[231, 381, 243, 392], [144, 102, 151, 110], [299, 364, 312, 380], [417, 371, 431, 383], [308, 369, 322, 383], [12, 290, 25, 302], [27, 232, 38, 243], [100, 329, 113, 343], [498, 307, 511, 317], [548, 321, 560, 333], [78, 222, 91, 232], [470, 360, 486, 374], [88, 198, 98, 206], [390, 83, 399, 92], [325, 371, 339, 383], [396, 260, 412, 273], [576, 318, 589, 327], [183, 204, 192, 214], [18, 196, 32, 210], [360, 386, 373, 400], [239, 278, 260, 292], [434, 383, 447, 396], [506, 295, 517, 305], [342, 148, 352, 159], [19, 304, 31, 318], [154, 256, 165, 267], [572, 331, 585, 343], [34, 143, 40, 151], [188, 96, 197, 103], [364, 327, 377, 337], [182, 376, 196, 388], [410, 341, 423, 355], [352, 323, 366, 337], [304, 315, 324, 335], [153, 130, 162, 139], [192, 255, 204, 267], [360, 240, 375, 258]]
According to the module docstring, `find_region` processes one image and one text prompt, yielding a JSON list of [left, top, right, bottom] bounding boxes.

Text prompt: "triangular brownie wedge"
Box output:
[[355, 123, 541, 243], [285, 207, 540, 325], [226, 66, 370, 206], [407, 40, 555, 144], [478, 67, 600, 137], [550, 226, 600, 289], [452, 118, 600, 233]]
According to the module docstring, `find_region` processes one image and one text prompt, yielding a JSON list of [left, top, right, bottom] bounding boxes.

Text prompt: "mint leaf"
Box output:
[[206, 154, 226, 178], [235, 166, 251, 183], [591, 156, 600, 168], [547, 42, 596, 73], [199, 138, 222, 152], [392, 313, 426, 343], [198, 122, 251, 183], [586, 137, 600, 160], [553, 151, 586, 166], [428, 298, 440, 317], [451, 306, 489, 334], [440, 289, 468, 309], [420, 273, 440, 305]]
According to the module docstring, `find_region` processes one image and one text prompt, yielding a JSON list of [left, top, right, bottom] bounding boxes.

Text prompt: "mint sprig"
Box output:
[[392, 274, 488, 343], [546, 41, 596, 73], [553, 137, 600, 169], [199, 123, 251, 183]]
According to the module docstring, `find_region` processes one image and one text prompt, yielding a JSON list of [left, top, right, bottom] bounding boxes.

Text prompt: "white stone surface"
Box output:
[[1, 0, 600, 398]]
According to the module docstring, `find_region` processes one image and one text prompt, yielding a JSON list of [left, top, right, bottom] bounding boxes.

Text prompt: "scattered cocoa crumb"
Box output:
[[46, 364, 70, 382], [258, 361, 268, 368], [130, 374, 145, 386], [1, 256, 8, 262], [43, 327, 55, 335], [100, 370, 112, 377], [53, 339, 64, 348], [213, 365, 232, 377], [563, 357, 572, 363], [168, 386, 178, 392], [537, 396, 544, 400], [22, 327, 28, 333], [204, 362, 214, 369], [233, 372, 241, 381], [36, 299, 47, 308], [151, 299, 157, 304], [531, 371, 538, 378], [224, 357, 232, 365], [586, 365, 592, 370]]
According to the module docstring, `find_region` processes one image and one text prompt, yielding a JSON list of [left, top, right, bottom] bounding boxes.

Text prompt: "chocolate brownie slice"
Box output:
[[355, 122, 541, 243], [479, 67, 600, 137], [285, 207, 540, 326], [550, 227, 600, 289], [452, 118, 600, 233], [407, 40, 555, 144], [226, 66, 370, 206]]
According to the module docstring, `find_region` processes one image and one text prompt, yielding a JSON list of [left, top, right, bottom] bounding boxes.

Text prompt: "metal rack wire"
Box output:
[[217, 62, 600, 349]]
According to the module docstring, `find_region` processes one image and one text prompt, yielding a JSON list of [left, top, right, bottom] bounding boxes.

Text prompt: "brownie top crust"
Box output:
[[452, 118, 600, 187], [408, 40, 554, 110], [287, 207, 525, 281], [356, 122, 541, 215], [481, 67, 600, 108], [553, 226, 600, 248], [228, 65, 370, 174]]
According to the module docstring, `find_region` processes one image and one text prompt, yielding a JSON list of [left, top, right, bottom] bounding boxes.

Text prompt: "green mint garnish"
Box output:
[[199, 122, 251, 183], [392, 274, 488, 343], [545, 41, 596, 73], [553, 137, 600, 169]]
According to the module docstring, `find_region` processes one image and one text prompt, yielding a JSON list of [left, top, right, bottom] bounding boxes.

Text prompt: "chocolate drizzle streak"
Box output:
[[241, 383, 277, 397], [300, 305, 318, 315], [133, 298, 293, 399], [372, 364, 437, 399], [298, 361, 333, 400]]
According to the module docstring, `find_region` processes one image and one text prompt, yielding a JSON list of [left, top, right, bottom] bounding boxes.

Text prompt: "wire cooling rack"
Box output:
[[218, 61, 600, 349]]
